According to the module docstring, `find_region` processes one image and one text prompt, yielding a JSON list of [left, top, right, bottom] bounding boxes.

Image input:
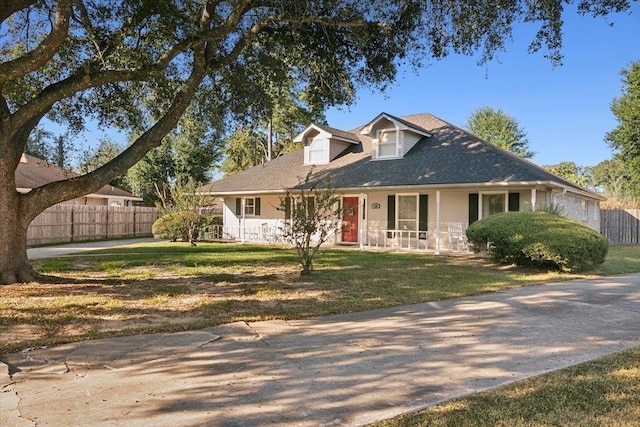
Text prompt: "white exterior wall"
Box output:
[[399, 132, 423, 157], [220, 188, 600, 246], [329, 139, 351, 160], [554, 193, 600, 230]]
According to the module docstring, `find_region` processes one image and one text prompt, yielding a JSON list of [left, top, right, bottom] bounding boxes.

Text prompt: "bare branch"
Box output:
[[0, 0, 73, 86]]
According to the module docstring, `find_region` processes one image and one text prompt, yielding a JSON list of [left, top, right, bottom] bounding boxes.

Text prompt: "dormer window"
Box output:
[[307, 137, 326, 164], [294, 123, 360, 166], [377, 129, 398, 158], [361, 113, 432, 160]]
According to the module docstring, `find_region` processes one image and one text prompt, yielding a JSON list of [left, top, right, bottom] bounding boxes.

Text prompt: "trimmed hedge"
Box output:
[[466, 211, 608, 271]]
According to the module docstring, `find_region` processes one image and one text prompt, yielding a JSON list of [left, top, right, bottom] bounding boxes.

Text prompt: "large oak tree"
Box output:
[[0, 0, 635, 284]]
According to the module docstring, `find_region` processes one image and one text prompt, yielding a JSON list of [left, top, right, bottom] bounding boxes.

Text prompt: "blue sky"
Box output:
[[324, 6, 640, 168]]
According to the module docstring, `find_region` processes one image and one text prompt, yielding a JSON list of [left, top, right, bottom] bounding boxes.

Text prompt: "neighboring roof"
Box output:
[[16, 154, 142, 200], [200, 113, 603, 200]]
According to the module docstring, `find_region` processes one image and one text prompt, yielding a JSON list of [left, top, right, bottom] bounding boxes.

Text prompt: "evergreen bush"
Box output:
[[466, 211, 608, 271]]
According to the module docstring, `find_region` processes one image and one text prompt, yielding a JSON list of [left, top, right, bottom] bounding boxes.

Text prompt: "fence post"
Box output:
[[70, 205, 75, 242]]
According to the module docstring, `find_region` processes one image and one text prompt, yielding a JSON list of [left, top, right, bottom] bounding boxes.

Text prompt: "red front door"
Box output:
[[342, 197, 359, 243]]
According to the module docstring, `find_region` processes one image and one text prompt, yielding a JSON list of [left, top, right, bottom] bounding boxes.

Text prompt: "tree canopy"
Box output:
[[606, 60, 640, 160], [466, 106, 534, 158], [543, 161, 593, 188], [0, 0, 636, 284]]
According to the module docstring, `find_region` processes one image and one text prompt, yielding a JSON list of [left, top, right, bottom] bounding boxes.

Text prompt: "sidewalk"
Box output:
[[27, 237, 158, 259], [2, 273, 639, 426]]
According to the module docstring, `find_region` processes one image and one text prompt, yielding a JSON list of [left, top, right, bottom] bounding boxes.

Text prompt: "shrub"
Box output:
[[152, 211, 200, 242], [466, 211, 609, 271]]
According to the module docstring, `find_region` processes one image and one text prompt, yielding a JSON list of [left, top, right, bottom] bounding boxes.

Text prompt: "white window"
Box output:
[[480, 192, 507, 219], [306, 138, 326, 164], [245, 198, 255, 216], [377, 129, 398, 158], [397, 194, 418, 231]]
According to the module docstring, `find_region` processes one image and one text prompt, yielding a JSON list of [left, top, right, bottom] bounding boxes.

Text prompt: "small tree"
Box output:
[[156, 178, 213, 246], [279, 173, 342, 275]]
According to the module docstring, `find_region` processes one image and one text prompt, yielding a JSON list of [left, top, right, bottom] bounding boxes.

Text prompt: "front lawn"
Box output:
[[374, 345, 640, 426], [1, 243, 639, 355]]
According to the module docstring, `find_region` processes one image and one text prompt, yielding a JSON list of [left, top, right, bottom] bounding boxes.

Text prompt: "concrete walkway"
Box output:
[[1, 274, 639, 427], [27, 237, 158, 259]]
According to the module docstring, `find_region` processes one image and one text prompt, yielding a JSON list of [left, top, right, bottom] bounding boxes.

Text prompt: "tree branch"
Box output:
[[0, 0, 73, 86], [22, 42, 208, 219], [0, 0, 35, 23]]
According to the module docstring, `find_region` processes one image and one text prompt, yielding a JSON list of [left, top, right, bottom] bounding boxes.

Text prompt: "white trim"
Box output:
[[531, 188, 537, 211], [479, 191, 508, 219], [395, 193, 419, 232], [376, 128, 399, 159], [359, 113, 432, 138]]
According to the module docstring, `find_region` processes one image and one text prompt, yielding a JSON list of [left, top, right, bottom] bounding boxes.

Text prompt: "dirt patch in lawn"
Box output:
[[0, 264, 313, 352]]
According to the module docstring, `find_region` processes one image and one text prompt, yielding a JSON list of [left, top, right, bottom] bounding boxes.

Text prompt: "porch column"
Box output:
[[360, 193, 366, 249], [531, 189, 537, 211], [240, 197, 246, 242], [435, 190, 441, 255]]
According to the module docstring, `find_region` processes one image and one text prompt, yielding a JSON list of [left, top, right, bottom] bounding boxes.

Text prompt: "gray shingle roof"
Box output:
[[200, 113, 599, 198], [314, 124, 360, 142]]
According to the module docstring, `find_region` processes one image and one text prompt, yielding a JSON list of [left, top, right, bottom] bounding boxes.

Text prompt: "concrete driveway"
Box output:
[[27, 238, 158, 260], [2, 273, 639, 426]]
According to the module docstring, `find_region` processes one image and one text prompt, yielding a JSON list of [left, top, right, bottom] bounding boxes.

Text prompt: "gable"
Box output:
[[359, 113, 431, 159], [293, 124, 358, 165]]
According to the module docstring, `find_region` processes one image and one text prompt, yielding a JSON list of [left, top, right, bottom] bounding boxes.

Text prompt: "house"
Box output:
[[16, 153, 142, 206], [198, 112, 604, 253]]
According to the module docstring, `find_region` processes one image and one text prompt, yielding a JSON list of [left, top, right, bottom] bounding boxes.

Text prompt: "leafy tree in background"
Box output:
[[77, 139, 128, 190], [590, 60, 640, 208], [466, 106, 535, 158], [0, 1, 634, 284], [590, 158, 640, 208], [221, 76, 322, 174], [543, 161, 593, 188], [25, 126, 75, 168], [129, 109, 221, 204], [606, 60, 640, 160]]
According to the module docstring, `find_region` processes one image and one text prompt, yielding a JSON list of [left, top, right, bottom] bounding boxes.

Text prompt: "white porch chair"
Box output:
[[447, 222, 469, 252]]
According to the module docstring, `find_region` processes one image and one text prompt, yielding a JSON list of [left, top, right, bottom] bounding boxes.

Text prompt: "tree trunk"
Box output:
[[0, 190, 35, 285]]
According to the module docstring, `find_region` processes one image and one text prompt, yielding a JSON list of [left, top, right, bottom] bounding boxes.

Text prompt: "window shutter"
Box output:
[[469, 193, 479, 224], [419, 194, 428, 239], [235, 198, 242, 216], [508, 192, 520, 212], [255, 197, 261, 216], [387, 195, 395, 237]]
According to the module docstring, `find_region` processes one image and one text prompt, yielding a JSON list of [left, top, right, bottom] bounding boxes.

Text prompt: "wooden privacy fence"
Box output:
[[600, 209, 640, 245], [27, 204, 162, 246]]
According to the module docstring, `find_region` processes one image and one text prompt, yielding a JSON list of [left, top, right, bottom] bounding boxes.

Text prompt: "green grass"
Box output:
[[373, 346, 640, 427], [0, 242, 637, 357]]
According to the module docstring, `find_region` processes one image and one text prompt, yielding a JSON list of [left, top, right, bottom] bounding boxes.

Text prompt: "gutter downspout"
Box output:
[[553, 187, 567, 206]]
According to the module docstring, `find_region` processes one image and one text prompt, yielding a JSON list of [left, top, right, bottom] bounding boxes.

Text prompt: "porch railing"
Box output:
[[201, 225, 470, 253]]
